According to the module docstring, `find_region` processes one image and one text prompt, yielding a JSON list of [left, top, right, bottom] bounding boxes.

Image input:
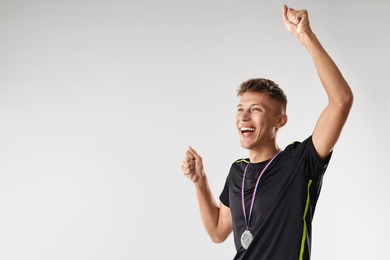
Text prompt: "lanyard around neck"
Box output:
[[241, 150, 282, 230]]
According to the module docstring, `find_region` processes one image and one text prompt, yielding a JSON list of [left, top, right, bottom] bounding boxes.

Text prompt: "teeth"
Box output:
[[240, 127, 255, 131]]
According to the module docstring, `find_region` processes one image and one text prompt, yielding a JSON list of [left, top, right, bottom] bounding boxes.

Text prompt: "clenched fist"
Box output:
[[282, 5, 313, 39], [182, 147, 205, 183]]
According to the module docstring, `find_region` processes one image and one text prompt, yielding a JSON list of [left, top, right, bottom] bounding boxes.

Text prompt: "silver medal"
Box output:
[[240, 230, 253, 249]]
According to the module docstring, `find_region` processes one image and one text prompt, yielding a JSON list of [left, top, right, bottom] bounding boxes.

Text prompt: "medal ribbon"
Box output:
[[241, 150, 282, 230]]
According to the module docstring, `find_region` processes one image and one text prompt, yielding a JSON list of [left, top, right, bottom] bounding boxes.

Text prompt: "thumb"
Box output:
[[282, 4, 288, 24], [188, 146, 201, 161]]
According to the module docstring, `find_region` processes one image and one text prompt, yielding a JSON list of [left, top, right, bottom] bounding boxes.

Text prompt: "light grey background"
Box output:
[[1, 0, 389, 259]]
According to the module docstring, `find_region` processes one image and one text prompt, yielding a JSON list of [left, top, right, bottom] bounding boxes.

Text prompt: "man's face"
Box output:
[[236, 92, 284, 150]]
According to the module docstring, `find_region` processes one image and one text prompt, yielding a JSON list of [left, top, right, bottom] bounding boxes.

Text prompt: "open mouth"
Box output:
[[240, 127, 256, 135]]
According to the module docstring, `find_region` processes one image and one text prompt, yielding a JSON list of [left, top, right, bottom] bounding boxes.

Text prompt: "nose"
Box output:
[[239, 110, 251, 121]]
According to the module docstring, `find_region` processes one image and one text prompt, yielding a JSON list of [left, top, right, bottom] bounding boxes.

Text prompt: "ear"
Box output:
[[276, 114, 288, 129]]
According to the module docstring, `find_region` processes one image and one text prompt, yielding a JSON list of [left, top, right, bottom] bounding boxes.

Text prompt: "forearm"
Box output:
[[182, 146, 231, 242], [300, 32, 353, 105], [300, 31, 353, 158], [194, 175, 225, 243]]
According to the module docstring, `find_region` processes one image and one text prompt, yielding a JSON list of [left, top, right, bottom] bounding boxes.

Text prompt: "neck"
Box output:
[[249, 143, 280, 163]]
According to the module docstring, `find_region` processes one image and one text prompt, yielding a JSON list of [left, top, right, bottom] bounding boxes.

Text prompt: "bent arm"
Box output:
[[194, 175, 232, 243], [182, 147, 232, 243], [283, 5, 353, 160], [302, 33, 353, 160]]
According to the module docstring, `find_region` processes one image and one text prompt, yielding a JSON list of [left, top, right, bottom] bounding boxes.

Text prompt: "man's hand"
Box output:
[[282, 5, 312, 39], [182, 146, 205, 183]]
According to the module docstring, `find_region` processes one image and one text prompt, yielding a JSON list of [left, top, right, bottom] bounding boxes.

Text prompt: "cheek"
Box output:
[[235, 115, 241, 125], [252, 115, 263, 125], [254, 116, 274, 129]]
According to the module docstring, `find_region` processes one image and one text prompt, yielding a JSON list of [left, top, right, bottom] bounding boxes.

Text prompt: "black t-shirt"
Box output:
[[220, 136, 331, 260]]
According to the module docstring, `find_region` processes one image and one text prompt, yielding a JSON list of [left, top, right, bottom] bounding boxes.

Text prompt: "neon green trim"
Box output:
[[235, 159, 250, 164], [299, 179, 312, 260]]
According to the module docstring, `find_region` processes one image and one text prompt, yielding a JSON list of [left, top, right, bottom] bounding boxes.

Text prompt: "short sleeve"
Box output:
[[287, 136, 332, 180], [219, 171, 231, 207]]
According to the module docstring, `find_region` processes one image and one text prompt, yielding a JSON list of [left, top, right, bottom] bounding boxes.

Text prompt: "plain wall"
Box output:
[[1, 0, 389, 259]]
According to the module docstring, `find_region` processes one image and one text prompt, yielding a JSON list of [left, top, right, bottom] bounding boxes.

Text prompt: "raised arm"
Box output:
[[282, 5, 353, 160], [182, 147, 232, 243]]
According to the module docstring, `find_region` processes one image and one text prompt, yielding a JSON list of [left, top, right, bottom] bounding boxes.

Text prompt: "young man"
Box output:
[[182, 5, 353, 260]]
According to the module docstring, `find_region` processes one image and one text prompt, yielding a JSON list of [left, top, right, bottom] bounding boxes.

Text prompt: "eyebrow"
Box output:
[[236, 103, 263, 108]]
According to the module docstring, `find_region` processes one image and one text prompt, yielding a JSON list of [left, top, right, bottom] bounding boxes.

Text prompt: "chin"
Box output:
[[240, 141, 253, 150]]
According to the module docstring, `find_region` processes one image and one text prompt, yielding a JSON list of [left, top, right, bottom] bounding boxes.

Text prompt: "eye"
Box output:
[[251, 107, 262, 112], [237, 107, 244, 113]]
